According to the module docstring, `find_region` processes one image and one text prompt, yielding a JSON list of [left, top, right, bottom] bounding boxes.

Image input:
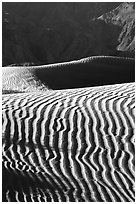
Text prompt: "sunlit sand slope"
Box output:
[[2, 83, 135, 202]]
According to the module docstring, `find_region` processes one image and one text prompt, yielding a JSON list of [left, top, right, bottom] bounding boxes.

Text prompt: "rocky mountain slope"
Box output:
[[97, 2, 135, 53], [2, 2, 134, 66]]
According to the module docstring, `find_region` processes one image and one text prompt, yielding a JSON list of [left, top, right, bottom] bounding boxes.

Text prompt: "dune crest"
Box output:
[[2, 56, 135, 93]]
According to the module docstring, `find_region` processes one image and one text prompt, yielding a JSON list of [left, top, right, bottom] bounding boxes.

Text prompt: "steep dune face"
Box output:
[[2, 83, 135, 202], [2, 56, 135, 92]]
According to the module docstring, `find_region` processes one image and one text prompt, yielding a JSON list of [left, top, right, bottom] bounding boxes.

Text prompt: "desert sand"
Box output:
[[2, 56, 135, 202]]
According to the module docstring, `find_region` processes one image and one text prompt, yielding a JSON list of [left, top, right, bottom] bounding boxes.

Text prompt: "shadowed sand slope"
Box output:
[[2, 83, 135, 202], [2, 56, 135, 92]]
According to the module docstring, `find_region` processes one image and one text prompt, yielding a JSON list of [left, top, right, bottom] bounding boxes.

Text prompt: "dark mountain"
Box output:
[[2, 2, 134, 66]]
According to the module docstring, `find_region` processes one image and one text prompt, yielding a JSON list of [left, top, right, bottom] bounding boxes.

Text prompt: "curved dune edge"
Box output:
[[2, 82, 135, 202], [2, 56, 135, 92]]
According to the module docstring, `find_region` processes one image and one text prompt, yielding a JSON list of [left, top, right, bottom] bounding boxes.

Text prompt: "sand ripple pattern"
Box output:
[[2, 83, 135, 202]]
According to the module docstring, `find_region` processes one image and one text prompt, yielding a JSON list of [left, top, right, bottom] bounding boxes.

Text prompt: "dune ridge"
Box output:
[[2, 82, 135, 202], [2, 56, 135, 92]]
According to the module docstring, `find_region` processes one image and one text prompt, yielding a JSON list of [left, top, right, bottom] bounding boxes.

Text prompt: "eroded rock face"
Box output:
[[2, 2, 134, 66], [98, 2, 135, 53]]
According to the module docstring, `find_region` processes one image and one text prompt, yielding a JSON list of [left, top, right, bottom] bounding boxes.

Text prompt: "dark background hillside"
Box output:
[[2, 2, 135, 66]]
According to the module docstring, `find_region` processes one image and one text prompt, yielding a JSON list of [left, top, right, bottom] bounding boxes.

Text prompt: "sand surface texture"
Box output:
[[2, 56, 135, 202]]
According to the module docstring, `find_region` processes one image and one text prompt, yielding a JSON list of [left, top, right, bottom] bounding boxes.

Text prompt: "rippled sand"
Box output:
[[2, 84, 135, 201], [2, 57, 135, 201]]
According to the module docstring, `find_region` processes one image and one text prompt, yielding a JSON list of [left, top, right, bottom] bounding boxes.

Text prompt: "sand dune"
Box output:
[[2, 56, 135, 92], [2, 56, 135, 201], [2, 82, 135, 202]]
